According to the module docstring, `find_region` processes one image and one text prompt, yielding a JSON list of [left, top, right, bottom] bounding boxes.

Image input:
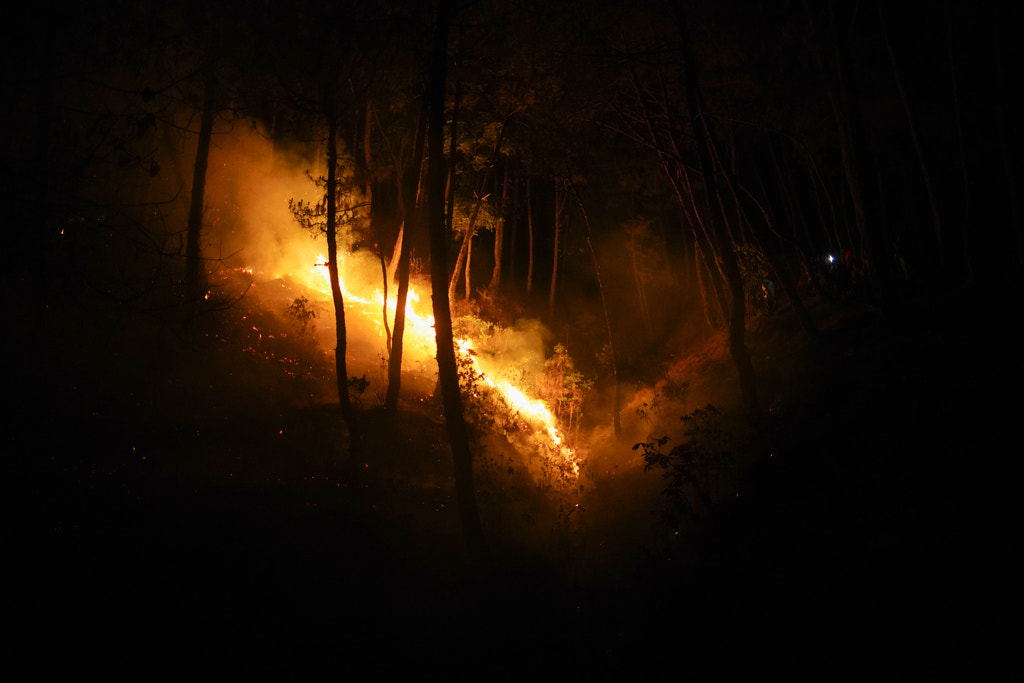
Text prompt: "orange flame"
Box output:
[[306, 253, 579, 477]]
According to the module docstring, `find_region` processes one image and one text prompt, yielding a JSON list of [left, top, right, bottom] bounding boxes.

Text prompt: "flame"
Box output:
[[456, 339, 578, 476], [305, 252, 579, 478]]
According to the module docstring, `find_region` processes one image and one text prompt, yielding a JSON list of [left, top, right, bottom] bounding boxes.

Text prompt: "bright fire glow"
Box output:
[[301, 252, 579, 478], [456, 339, 579, 476]]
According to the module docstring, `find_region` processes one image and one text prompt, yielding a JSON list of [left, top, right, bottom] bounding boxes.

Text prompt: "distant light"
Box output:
[[827, 254, 835, 264]]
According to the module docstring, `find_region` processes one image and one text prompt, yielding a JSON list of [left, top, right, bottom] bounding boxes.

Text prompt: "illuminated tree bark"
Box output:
[[464, 219, 473, 299], [489, 162, 509, 292], [548, 175, 567, 321], [445, 76, 461, 254], [427, 0, 486, 553], [448, 120, 505, 303], [385, 101, 427, 412]]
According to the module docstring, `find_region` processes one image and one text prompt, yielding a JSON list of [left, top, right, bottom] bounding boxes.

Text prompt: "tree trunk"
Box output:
[[448, 121, 506, 303], [184, 60, 216, 329], [489, 161, 509, 292], [508, 158, 519, 284], [324, 103, 360, 455], [446, 77, 461, 253], [448, 221, 470, 304], [379, 250, 391, 355], [426, 0, 485, 554], [364, 100, 373, 225], [566, 172, 621, 437], [673, 5, 760, 419], [387, 222, 403, 287], [385, 101, 428, 412], [548, 175, 564, 321], [464, 226, 473, 299]]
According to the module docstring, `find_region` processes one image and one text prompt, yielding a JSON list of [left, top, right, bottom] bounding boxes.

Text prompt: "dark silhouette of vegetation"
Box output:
[[426, 0, 486, 554], [636, 404, 735, 528]]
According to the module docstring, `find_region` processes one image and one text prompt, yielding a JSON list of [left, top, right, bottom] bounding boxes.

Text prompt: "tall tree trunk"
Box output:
[[387, 222, 404, 287], [632, 62, 730, 327], [386, 101, 428, 412], [448, 221, 470, 303], [508, 158, 519, 283], [489, 161, 509, 292], [446, 76, 461, 252], [184, 60, 216, 329], [324, 103, 360, 455], [673, 6, 760, 419], [566, 172, 621, 437], [464, 226, 473, 299], [363, 100, 374, 227], [427, 0, 485, 554], [548, 175, 565, 321], [448, 121, 506, 303], [379, 251, 391, 355]]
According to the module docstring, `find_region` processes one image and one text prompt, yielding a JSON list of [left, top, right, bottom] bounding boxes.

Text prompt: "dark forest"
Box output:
[[6, 0, 1017, 675]]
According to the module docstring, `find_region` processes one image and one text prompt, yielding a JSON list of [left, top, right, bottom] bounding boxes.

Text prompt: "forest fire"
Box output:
[[455, 338, 579, 477], [290, 249, 580, 478]]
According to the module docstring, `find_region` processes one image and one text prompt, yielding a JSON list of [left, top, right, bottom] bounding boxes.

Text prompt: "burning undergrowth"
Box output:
[[154, 128, 696, 561]]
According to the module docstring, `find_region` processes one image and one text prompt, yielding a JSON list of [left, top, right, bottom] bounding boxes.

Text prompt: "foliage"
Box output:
[[449, 193, 499, 239], [635, 403, 735, 529], [347, 373, 370, 408], [285, 295, 319, 336], [537, 344, 593, 435], [288, 168, 369, 242], [633, 382, 662, 425], [453, 314, 495, 341], [635, 379, 690, 426], [736, 243, 775, 314], [371, 352, 389, 404]]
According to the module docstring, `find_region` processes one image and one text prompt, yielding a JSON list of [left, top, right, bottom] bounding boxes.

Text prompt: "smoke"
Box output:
[[199, 126, 408, 377], [470, 317, 552, 383], [204, 126, 328, 281]]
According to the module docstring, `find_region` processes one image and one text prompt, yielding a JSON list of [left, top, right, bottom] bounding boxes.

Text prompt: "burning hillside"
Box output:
[[192, 128, 586, 486], [227, 245, 582, 481]]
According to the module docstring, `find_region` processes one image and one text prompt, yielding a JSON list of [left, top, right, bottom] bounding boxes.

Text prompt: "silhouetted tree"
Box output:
[[426, 0, 486, 554]]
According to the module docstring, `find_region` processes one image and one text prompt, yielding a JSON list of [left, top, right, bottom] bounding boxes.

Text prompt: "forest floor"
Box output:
[[15, 282, 1001, 676]]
